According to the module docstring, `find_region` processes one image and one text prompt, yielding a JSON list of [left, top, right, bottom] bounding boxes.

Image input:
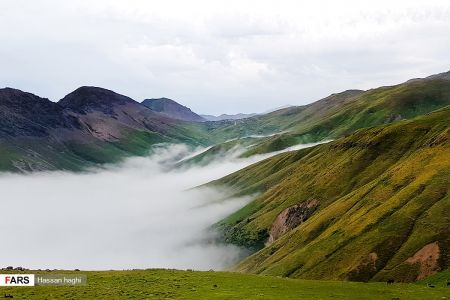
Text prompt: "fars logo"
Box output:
[[0, 274, 35, 286]]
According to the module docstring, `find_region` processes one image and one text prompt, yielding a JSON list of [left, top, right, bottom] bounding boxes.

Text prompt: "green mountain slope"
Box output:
[[418, 268, 450, 287], [212, 106, 450, 282], [210, 74, 450, 155]]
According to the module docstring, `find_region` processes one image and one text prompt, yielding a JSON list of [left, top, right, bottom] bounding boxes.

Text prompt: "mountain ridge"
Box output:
[[209, 75, 450, 156], [59, 86, 137, 115], [142, 97, 205, 122], [1, 70, 450, 172]]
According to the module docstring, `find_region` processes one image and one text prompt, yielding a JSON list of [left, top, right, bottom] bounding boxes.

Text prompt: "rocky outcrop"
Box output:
[[0, 86, 207, 171], [59, 87, 196, 141], [405, 242, 440, 280], [267, 199, 320, 245]]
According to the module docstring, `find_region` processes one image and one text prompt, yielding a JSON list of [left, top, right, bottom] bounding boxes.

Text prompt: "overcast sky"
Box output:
[[1, 0, 449, 114]]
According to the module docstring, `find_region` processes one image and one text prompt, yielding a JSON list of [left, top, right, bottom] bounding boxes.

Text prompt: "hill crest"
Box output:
[[142, 97, 205, 122]]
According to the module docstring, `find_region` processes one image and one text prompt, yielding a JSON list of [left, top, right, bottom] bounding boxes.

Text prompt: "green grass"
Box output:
[[212, 106, 450, 282], [1, 269, 448, 299], [418, 268, 450, 286], [0, 138, 94, 172]]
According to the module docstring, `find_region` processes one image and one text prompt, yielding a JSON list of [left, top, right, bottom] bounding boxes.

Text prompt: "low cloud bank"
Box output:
[[0, 142, 327, 271]]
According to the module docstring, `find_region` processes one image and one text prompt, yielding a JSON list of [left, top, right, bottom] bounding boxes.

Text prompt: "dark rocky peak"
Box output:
[[0, 87, 60, 112], [141, 97, 205, 122], [59, 86, 137, 114], [0, 88, 81, 137]]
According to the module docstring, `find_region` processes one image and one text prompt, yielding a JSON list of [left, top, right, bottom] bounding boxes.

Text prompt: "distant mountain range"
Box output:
[[201, 113, 257, 121], [208, 71, 450, 156], [140, 97, 257, 122]]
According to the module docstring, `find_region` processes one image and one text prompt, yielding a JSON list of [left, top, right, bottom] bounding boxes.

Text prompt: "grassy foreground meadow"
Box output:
[[1, 269, 448, 299]]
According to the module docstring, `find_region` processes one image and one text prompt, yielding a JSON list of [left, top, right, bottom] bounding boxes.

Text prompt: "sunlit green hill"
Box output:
[[213, 106, 450, 282]]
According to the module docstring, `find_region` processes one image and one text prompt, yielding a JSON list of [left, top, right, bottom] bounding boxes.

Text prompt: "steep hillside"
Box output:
[[417, 268, 450, 287], [142, 97, 205, 122], [212, 106, 450, 282]]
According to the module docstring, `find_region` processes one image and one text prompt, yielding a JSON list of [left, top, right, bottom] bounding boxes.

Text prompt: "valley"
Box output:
[[0, 71, 449, 298]]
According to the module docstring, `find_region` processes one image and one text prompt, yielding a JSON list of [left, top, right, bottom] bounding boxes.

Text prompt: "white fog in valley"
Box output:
[[0, 142, 325, 270]]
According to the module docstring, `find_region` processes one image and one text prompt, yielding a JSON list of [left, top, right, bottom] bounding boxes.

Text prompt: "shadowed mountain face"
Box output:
[[142, 97, 205, 122], [0, 87, 215, 171], [0, 88, 81, 137]]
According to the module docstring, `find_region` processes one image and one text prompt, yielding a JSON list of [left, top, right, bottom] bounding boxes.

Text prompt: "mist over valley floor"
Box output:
[[0, 142, 323, 270]]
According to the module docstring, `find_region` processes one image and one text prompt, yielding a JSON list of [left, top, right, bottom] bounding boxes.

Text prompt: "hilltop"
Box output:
[[142, 97, 205, 122]]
